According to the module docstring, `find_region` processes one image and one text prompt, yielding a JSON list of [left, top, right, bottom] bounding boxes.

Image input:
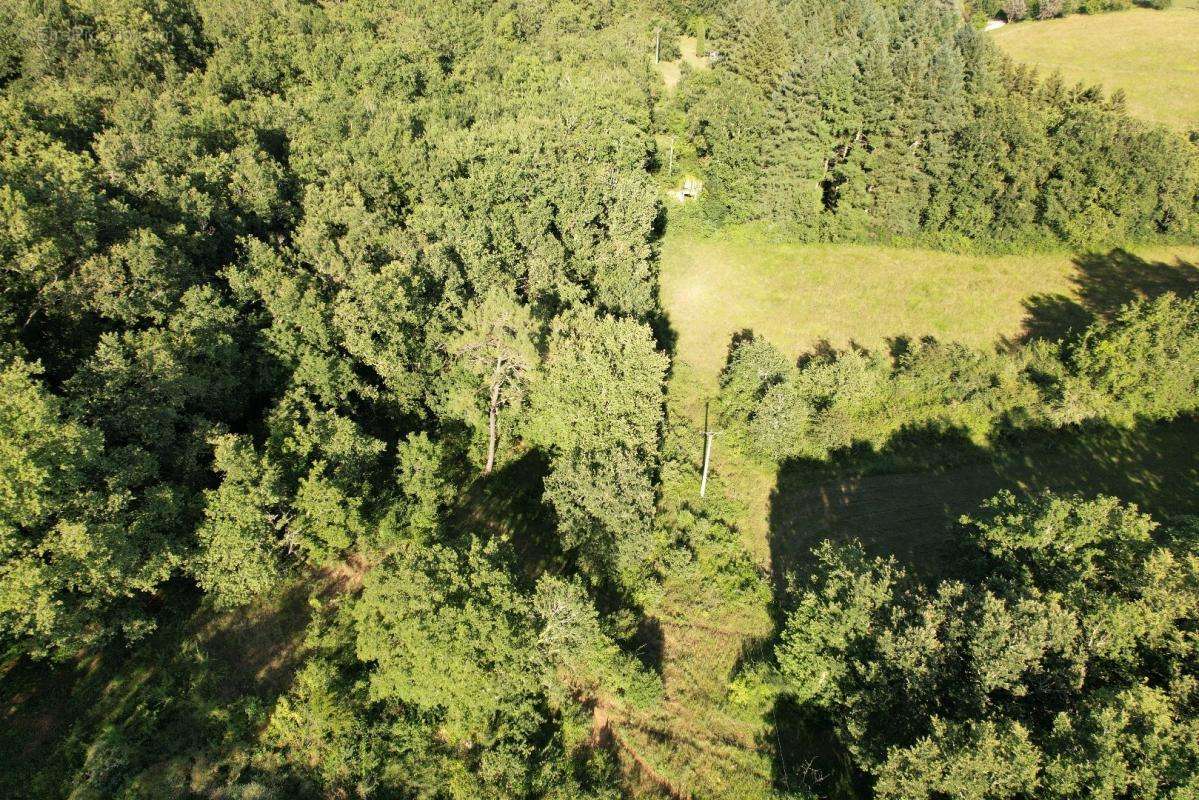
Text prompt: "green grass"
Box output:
[[656, 35, 707, 92], [614, 363, 781, 799], [990, 0, 1199, 132], [660, 225, 1199, 379], [649, 227, 1199, 798]]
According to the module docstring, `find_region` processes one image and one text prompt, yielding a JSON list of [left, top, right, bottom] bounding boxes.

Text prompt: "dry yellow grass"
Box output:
[[991, 0, 1199, 132], [656, 35, 707, 92]]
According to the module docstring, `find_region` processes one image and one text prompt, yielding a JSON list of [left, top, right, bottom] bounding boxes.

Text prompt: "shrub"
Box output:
[[718, 334, 792, 428], [748, 378, 812, 460], [721, 293, 1199, 465], [1037, 0, 1065, 17], [1057, 293, 1199, 424], [1002, 0, 1029, 20]]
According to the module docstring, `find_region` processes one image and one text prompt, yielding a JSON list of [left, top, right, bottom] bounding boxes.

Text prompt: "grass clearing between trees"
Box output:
[[656, 35, 708, 92], [648, 232, 1199, 798], [660, 225, 1199, 379], [990, 0, 1199, 132]]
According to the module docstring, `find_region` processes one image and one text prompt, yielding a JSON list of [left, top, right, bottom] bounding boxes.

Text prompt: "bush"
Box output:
[[748, 379, 812, 460], [720, 293, 1199, 464], [1002, 0, 1029, 20], [1036, 0, 1065, 18], [718, 333, 792, 428], [1056, 293, 1199, 424], [1079, 0, 1130, 11]]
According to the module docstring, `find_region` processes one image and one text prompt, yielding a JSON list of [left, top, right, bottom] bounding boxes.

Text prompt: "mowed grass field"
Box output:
[[990, 0, 1199, 132], [660, 227, 1199, 378]]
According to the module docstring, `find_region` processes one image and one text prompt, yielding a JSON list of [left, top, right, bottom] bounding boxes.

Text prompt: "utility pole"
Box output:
[[654, 26, 661, 64], [700, 400, 719, 498]]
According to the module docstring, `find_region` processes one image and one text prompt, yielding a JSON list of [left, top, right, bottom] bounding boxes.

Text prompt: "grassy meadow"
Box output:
[[660, 226, 1199, 379], [659, 224, 1199, 579], [990, 0, 1199, 132], [642, 226, 1199, 797]]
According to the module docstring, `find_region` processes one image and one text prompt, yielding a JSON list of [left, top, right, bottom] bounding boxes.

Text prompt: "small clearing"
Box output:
[[657, 35, 707, 92]]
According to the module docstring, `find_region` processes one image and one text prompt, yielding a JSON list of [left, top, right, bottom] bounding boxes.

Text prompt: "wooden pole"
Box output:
[[700, 400, 717, 498], [700, 429, 715, 498], [654, 27, 661, 64]]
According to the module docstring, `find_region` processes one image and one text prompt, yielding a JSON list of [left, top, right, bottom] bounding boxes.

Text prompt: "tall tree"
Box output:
[[440, 289, 538, 475], [528, 309, 667, 588]]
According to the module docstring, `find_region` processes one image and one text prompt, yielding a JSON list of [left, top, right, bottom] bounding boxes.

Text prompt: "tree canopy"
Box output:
[[777, 492, 1199, 799], [2, 0, 1198, 797]]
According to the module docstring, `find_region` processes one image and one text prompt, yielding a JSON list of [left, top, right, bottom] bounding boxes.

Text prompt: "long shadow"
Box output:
[[768, 421, 991, 618], [768, 694, 861, 799], [1022, 248, 1199, 342], [0, 574, 318, 798], [770, 415, 1199, 596], [762, 413, 1199, 796], [631, 616, 665, 677]]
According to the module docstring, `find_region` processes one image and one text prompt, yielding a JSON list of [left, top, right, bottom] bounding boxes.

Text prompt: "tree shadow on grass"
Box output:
[[768, 694, 862, 799], [729, 249, 1199, 794], [193, 579, 313, 703], [768, 421, 991, 621], [768, 415, 1199, 610], [648, 202, 681, 364], [761, 413, 1199, 794], [1021, 248, 1199, 342], [0, 573, 322, 798], [631, 616, 665, 677]]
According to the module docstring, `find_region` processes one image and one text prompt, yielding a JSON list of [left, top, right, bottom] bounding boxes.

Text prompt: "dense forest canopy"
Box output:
[[1, 0, 1198, 798], [2, 0, 669, 794], [1, 0, 666, 653], [672, 0, 1199, 248]]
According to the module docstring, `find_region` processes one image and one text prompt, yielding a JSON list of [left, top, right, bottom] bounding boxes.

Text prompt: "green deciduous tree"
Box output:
[[388, 431, 457, 544], [355, 539, 543, 750], [776, 493, 1199, 797], [529, 309, 668, 588], [0, 357, 187, 657], [440, 289, 537, 475], [193, 434, 286, 608], [1055, 293, 1199, 424]]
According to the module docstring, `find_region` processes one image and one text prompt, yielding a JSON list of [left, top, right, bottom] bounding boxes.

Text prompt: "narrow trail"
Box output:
[[611, 363, 779, 796]]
